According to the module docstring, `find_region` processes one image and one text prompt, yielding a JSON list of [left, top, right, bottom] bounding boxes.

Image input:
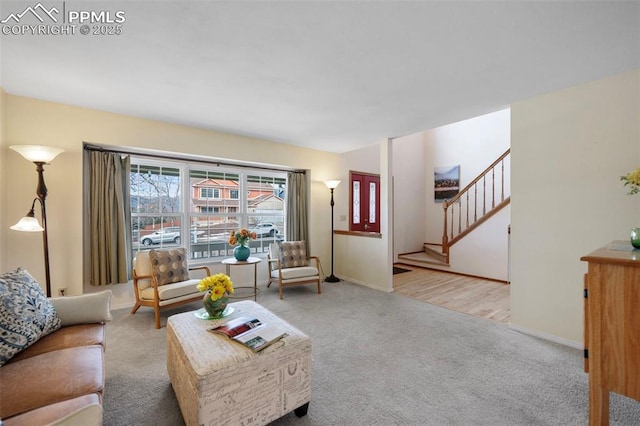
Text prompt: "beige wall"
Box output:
[[510, 69, 640, 345], [392, 132, 427, 258], [333, 141, 393, 292], [0, 89, 6, 273], [1, 93, 345, 306]]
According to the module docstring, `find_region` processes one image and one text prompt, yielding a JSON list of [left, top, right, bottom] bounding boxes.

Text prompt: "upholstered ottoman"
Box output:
[[166, 301, 312, 426]]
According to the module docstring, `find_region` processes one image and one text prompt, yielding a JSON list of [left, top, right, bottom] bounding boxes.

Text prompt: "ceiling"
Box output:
[[1, 1, 638, 153]]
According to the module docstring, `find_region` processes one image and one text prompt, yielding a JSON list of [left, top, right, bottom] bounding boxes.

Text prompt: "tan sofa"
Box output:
[[0, 291, 112, 426]]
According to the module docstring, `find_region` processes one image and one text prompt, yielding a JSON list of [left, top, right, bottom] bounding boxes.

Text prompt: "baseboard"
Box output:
[[336, 275, 392, 293], [394, 262, 508, 284], [509, 324, 582, 350], [111, 301, 136, 311]]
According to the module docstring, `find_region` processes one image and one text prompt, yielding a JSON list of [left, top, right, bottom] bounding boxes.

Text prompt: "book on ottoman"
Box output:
[[209, 316, 287, 353]]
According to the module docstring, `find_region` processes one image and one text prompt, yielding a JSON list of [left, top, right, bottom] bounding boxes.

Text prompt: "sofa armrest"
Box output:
[[50, 403, 102, 426], [49, 290, 112, 327], [2, 394, 102, 426]]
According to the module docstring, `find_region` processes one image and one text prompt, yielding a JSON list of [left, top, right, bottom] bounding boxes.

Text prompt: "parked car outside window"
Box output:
[[249, 223, 279, 237], [140, 227, 181, 246]]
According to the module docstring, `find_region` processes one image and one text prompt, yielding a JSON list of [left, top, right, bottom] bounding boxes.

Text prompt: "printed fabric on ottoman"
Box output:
[[0, 268, 61, 366], [278, 241, 308, 268], [149, 248, 190, 286], [167, 301, 312, 426]]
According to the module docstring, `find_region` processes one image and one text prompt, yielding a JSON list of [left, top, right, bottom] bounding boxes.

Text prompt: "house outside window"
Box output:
[[131, 158, 287, 261]]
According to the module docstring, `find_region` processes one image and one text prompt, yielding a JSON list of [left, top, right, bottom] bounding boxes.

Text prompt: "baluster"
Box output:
[[501, 158, 505, 201], [482, 175, 486, 215], [442, 201, 449, 250], [465, 191, 469, 228], [492, 166, 495, 208], [450, 205, 454, 239], [474, 183, 477, 222]]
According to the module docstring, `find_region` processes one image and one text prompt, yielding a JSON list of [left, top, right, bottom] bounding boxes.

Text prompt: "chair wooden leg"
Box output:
[[154, 307, 161, 329], [130, 302, 141, 314], [267, 277, 273, 288], [317, 279, 322, 294], [279, 282, 284, 300]]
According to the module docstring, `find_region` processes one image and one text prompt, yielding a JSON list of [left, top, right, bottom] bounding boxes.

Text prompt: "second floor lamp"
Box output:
[[324, 180, 341, 283], [10, 145, 64, 297]]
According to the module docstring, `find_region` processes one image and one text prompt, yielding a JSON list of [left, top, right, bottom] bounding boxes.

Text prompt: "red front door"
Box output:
[[350, 172, 380, 233]]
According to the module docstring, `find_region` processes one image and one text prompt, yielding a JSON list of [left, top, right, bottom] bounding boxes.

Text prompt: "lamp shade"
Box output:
[[10, 216, 44, 232], [324, 180, 341, 189], [10, 145, 64, 163]]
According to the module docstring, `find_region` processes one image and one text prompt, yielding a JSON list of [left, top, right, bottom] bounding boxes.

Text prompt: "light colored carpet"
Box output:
[[103, 280, 640, 425]]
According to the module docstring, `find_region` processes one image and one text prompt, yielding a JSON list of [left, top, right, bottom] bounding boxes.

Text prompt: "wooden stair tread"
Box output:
[[398, 251, 449, 266]]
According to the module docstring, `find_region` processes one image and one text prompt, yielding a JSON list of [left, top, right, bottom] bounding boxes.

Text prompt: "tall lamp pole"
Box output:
[[324, 180, 341, 283], [10, 145, 64, 297]]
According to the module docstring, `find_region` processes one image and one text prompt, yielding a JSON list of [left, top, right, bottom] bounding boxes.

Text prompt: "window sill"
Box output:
[[334, 230, 382, 239]]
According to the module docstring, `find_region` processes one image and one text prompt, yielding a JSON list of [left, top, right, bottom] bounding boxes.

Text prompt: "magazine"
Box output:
[[209, 316, 288, 353]]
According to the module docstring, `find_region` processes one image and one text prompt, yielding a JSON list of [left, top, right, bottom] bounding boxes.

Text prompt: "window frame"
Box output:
[[130, 156, 287, 264]]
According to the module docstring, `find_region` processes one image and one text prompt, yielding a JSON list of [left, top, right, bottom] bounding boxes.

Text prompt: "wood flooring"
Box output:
[[392, 264, 510, 324]]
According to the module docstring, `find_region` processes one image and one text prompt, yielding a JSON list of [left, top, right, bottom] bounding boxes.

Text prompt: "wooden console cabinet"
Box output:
[[581, 241, 640, 426]]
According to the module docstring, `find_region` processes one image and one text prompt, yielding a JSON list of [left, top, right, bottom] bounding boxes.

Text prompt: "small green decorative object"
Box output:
[[203, 293, 229, 318], [631, 228, 640, 249]]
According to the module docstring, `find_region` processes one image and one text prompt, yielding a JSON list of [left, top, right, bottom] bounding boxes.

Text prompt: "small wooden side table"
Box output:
[[222, 257, 261, 301], [581, 241, 640, 426]]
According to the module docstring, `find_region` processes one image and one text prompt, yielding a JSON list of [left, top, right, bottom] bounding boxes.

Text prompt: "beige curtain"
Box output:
[[89, 151, 131, 286], [286, 171, 308, 244]]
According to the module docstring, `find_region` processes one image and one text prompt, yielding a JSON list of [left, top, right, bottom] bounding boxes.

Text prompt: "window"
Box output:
[[130, 163, 182, 247], [349, 171, 380, 233], [199, 206, 219, 213], [131, 158, 287, 261]]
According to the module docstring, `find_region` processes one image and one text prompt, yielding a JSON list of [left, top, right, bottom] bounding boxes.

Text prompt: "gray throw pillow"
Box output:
[[149, 248, 190, 285], [278, 241, 308, 268], [50, 290, 112, 327], [0, 268, 61, 366]]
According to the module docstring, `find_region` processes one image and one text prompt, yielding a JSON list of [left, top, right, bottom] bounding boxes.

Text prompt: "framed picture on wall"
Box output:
[[434, 165, 460, 203]]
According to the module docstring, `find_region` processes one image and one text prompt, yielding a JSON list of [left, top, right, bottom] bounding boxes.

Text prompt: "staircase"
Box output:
[[398, 149, 511, 266], [398, 243, 449, 266]]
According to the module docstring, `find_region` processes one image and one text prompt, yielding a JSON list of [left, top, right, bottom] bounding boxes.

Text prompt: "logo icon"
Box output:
[[1, 2, 59, 24]]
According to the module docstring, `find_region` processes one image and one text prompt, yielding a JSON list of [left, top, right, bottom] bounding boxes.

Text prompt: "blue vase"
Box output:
[[233, 244, 250, 261]]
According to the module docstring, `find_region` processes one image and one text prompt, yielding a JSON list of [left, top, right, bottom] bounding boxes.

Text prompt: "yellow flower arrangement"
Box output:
[[197, 273, 234, 301], [229, 228, 257, 246], [621, 167, 640, 195]]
